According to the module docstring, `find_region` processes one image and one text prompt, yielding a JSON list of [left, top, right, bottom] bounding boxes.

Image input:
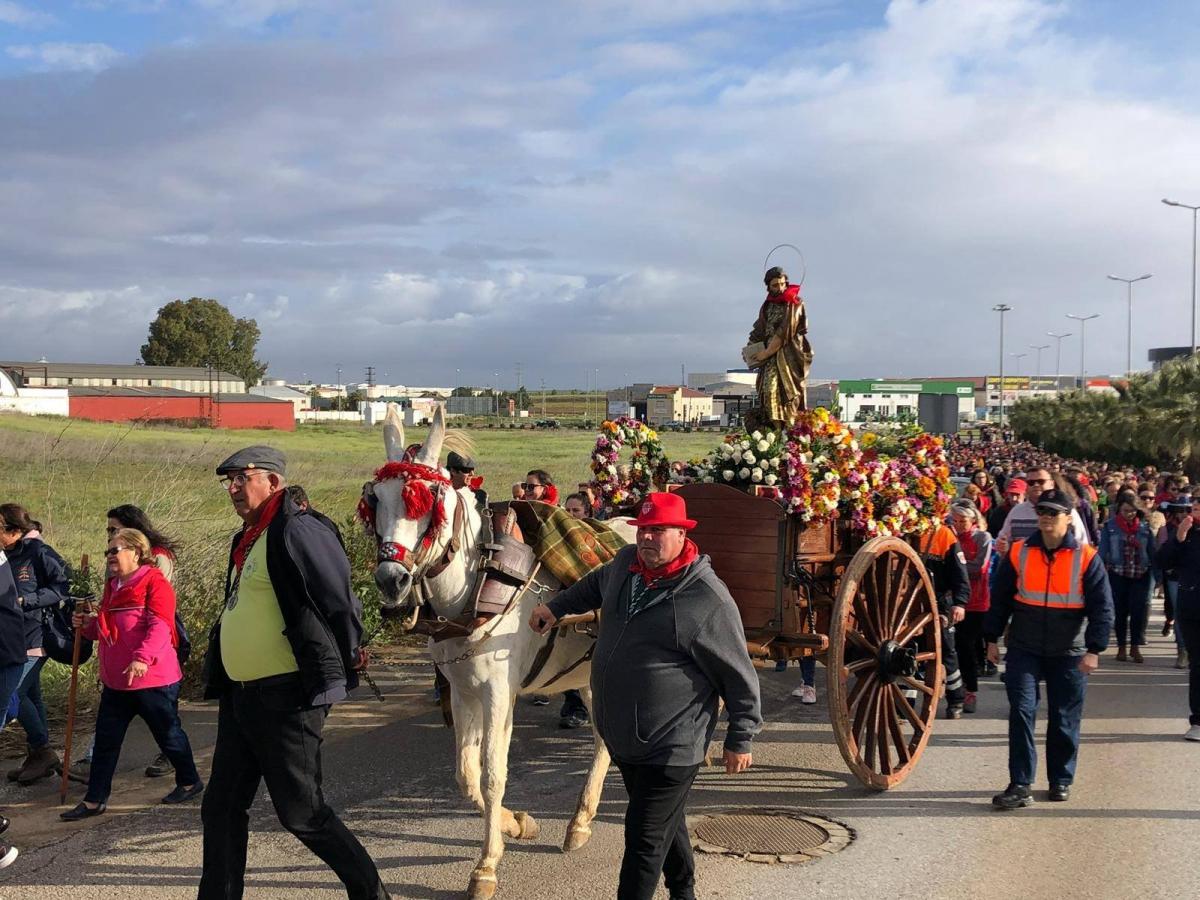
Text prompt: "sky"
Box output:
[[2, 0, 1200, 389]]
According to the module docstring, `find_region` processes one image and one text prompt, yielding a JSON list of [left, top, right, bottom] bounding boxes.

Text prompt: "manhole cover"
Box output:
[[691, 809, 854, 864]]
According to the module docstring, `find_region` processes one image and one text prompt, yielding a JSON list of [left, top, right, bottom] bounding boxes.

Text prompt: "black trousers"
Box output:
[[615, 761, 700, 900], [197, 676, 384, 900], [956, 612, 986, 694], [1178, 618, 1200, 726], [941, 622, 965, 706], [88, 682, 200, 805]]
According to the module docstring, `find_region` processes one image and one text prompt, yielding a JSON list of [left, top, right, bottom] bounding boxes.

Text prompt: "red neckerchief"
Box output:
[[955, 528, 978, 561], [765, 284, 802, 305], [233, 490, 285, 572], [629, 538, 699, 587], [98, 565, 178, 647]]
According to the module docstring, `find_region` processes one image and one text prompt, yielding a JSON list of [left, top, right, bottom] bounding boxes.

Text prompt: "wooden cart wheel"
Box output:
[[828, 535, 941, 790]]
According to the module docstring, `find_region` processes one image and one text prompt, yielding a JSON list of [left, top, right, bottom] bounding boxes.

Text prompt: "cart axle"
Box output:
[[875, 640, 918, 684]]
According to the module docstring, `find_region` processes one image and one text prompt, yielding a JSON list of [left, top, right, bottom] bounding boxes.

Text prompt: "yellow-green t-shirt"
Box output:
[[220, 537, 299, 682]]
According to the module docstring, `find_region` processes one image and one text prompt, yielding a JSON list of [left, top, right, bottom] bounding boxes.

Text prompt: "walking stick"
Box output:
[[59, 553, 89, 806]]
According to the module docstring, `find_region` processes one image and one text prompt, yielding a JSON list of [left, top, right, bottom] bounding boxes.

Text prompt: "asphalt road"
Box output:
[[1, 624, 1197, 900]]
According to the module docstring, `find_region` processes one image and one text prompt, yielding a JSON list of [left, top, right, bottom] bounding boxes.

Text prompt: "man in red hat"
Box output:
[[529, 492, 761, 900]]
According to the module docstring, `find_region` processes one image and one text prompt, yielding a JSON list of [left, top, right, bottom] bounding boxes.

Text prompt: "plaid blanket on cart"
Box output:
[[523, 503, 628, 586]]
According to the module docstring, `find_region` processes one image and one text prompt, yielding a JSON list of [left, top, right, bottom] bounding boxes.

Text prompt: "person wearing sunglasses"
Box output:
[[1155, 495, 1200, 741], [1097, 492, 1154, 663], [520, 469, 559, 506], [995, 468, 1091, 554], [61, 528, 202, 821], [985, 488, 1113, 809]]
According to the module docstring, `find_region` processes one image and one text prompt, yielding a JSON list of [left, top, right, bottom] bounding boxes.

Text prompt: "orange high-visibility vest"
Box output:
[[1008, 539, 1097, 611]]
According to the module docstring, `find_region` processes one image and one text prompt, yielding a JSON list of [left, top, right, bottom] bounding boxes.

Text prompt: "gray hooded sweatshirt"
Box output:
[[546, 544, 762, 766]]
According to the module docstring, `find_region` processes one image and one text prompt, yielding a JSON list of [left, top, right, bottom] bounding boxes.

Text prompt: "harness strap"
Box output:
[[521, 626, 558, 688], [538, 644, 596, 691]]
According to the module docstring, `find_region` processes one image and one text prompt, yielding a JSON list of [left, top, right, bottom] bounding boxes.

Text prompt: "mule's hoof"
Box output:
[[513, 811, 540, 840], [562, 825, 592, 852], [468, 867, 497, 900]]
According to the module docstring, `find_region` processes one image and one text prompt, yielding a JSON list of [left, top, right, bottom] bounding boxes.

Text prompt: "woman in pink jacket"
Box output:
[[60, 528, 203, 821]]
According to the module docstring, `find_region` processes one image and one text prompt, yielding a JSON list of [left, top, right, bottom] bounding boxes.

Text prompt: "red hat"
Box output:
[[1005, 478, 1028, 494], [628, 492, 697, 530]]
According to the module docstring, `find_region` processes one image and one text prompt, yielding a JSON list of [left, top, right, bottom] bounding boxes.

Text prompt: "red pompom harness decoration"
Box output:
[[358, 461, 452, 563]]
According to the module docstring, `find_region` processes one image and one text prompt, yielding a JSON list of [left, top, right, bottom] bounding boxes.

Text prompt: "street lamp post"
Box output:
[[992, 304, 1012, 425], [1163, 198, 1200, 354], [1065, 314, 1100, 388], [1029, 344, 1050, 383], [1046, 331, 1071, 389], [1107, 273, 1152, 375], [1010, 352, 1028, 378]]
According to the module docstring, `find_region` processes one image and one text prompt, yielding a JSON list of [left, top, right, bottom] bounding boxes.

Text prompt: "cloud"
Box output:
[[6, 42, 124, 72], [0, 1, 55, 28], [1, 0, 1198, 386]]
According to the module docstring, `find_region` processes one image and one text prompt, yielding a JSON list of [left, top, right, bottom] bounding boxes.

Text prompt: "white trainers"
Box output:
[[1185, 725, 1200, 742], [791, 685, 817, 705], [0, 844, 16, 869]]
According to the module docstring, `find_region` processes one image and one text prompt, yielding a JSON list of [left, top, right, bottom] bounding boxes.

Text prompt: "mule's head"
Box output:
[[361, 403, 452, 627]]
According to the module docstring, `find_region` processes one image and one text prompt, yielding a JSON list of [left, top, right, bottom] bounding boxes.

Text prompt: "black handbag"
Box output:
[[41, 597, 94, 666]]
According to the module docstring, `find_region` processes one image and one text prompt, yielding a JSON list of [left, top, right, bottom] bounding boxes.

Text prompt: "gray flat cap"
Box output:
[[446, 451, 476, 471], [215, 445, 287, 477]]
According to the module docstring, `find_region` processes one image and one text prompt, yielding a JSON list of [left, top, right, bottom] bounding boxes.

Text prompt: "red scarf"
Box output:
[[233, 490, 285, 572], [765, 284, 802, 305], [629, 538, 699, 586], [98, 565, 178, 647]]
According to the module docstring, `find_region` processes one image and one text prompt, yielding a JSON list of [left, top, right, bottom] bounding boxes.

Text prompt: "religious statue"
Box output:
[[743, 265, 813, 432]]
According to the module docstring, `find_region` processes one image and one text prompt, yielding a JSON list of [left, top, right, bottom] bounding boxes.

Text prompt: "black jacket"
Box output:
[[0, 550, 29, 667], [1157, 529, 1200, 621], [984, 531, 1113, 656], [202, 494, 364, 707], [5, 537, 70, 651]]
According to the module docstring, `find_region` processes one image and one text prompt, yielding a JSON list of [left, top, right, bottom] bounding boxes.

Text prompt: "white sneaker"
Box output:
[[791, 685, 817, 705], [1185, 725, 1200, 742], [0, 844, 16, 869]]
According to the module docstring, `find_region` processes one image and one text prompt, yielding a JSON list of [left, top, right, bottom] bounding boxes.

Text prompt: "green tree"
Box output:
[[141, 298, 268, 387], [515, 385, 531, 410]]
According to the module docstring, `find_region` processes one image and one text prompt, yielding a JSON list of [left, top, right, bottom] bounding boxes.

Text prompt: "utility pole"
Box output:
[[541, 378, 546, 417], [992, 304, 1011, 426], [1047, 332, 1071, 391]]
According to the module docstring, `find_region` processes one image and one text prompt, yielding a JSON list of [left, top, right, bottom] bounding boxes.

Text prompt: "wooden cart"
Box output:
[[673, 483, 942, 790]]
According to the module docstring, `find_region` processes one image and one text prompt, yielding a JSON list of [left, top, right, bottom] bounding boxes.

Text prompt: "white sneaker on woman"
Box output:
[[791, 685, 817, 704], [1185, 725, 1200, 742]]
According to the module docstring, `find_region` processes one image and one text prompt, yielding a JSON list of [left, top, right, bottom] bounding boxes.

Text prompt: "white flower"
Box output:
[[756, 440, 770, 452], [743, 452, 757, 465], [751, 430, 763, 441], [703, 475, 715, 483], [738, 467, 751, 480], [741, 440, 751, 450], [765, 474, 778, 486], [723, 469, 735, 481], [765, 431, 775, 442], [814, 455, 827, 467], [824, 471, 837, 483], [751, 467, 764, 482]]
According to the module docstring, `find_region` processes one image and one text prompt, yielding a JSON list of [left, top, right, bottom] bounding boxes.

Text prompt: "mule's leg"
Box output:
[[469, 686, 535, 900], [564, 686, 610, 852], [452, 690, 485, 811]]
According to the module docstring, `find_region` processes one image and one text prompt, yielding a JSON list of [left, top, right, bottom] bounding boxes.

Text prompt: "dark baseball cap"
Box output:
[[215, 445, 287, 477], [1034, 488, 1072, 514]]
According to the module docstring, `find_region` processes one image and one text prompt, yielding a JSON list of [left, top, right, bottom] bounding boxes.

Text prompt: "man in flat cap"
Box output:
[[446, 450, 487, 508], [198, 446, 390, 900]]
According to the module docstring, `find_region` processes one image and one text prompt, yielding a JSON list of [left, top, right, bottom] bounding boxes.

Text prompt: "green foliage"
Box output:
[[141, 297, 268, 387], [1009, 354, 1200, 477]]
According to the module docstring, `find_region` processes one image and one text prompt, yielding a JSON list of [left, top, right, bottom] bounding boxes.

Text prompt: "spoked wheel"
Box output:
[[828, 536, 941, 790]]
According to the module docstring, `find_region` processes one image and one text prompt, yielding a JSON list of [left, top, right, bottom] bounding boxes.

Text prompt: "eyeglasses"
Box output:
[[104, 546, 131, 557], [219, 472, 267, 488], [105, 526, 118, 536], [1035, 507, 1066, 517], [521, 483, 544, 492], [450, 467, 474, 475], [1139, 495, 1154, 501]]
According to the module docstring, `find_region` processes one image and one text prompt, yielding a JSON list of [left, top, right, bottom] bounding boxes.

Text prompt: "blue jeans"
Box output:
[[15, 655, 50, 750], [1004, 647, 1088, 786], [1167, 580, 1185, 649], [0, 661, 25, 733], [87, 681, 200, 804]]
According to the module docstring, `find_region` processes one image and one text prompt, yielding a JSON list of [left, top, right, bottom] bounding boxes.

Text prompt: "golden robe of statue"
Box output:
[[746, 272, 812, 431]]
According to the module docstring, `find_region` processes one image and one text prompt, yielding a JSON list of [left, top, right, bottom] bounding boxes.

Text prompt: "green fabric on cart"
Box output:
[[525, 503, 628, 587]]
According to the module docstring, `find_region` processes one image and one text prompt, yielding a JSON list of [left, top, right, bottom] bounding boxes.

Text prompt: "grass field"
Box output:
[[0, 413, 718, 722]]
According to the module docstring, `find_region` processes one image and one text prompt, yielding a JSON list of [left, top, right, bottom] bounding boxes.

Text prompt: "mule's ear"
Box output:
[[414, 403, 446, 467], [383, 403, 407, 462]]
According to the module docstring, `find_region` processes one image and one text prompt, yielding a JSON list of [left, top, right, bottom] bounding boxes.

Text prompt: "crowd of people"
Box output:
[[2, 427, 1199, 898]]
